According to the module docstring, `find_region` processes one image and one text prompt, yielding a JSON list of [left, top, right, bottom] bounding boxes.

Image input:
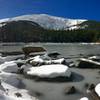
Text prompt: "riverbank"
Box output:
[[0, 43, 100, 100]]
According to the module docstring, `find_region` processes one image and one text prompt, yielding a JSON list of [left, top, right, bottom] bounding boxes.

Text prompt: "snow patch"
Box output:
[[0, 14, 87, 30], [0, 82, 38, 100], [79, 97, 89, 100], [29, 55, 65, 65], [30, 55, 44, 63], [0, 61, 18, 73], [26, 64, 71, 78], [95, 83, 100, 97]]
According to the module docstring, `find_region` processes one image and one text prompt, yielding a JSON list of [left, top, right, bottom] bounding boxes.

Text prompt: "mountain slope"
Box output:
[[0, 14, 100, 42], [0, 20, 44, 42], [0, 14, 87, 30], [79, 20, 100, 30]]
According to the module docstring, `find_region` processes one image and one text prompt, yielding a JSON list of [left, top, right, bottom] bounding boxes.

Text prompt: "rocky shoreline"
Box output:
[[0, 45, 100, 100]]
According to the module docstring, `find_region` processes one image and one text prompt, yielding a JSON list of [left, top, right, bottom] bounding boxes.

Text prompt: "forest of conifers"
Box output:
[[0, 20, 100, 42]]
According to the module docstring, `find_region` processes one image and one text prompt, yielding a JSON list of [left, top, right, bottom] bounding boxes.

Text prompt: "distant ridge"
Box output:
[[0, 14, 100, 42], [0, 14, 87, 30]]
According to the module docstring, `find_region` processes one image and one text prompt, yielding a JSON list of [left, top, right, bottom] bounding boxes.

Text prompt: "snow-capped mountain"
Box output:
[[0, 14, 87, 30]]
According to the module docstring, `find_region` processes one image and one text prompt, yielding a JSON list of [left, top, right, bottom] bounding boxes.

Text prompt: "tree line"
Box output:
[[0, 20, 100, 43]]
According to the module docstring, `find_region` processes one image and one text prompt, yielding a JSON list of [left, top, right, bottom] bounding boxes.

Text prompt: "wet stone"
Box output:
[[64, 86, 76, 95]]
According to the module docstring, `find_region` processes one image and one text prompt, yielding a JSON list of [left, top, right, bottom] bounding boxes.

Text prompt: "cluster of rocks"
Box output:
[[1, 45, 100, 100], [79, 83, 100, 100], [16, 46, 72, 79], [63, 83, 100, 100], [0, 46, 73, 81], [0, 45, 75, 100]]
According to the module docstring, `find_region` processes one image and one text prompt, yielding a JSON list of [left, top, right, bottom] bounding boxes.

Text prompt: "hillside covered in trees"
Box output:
[[0, 20, 100, 43]]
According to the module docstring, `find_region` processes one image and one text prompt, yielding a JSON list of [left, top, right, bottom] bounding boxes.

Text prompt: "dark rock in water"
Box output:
[[98, 71, 100, 75], [30, 61, 43, 66], [61, 59, 68, 65], [48, 52, 60, 58], [88, 84, 95, 91], [84, 83, 89, 88], [34, 91, 43, 97], [64, 86, 76, 94], [88, 90, 100, 100], [30, 61, 39, 66], [68, 61, 76, 68], [77, 58, 100, 68], [17, 63, 24, 68], [17, 68, 24, 74], [22, 46, 46, 56], [15, 92, 22, 97], [87, 85, 100, 100]]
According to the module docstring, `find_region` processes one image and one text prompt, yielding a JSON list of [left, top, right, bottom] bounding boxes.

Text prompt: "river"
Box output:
[[0, 43, 100, 100]]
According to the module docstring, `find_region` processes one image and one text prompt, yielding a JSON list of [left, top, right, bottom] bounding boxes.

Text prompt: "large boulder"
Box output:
[[26, 64, 71, 78], [22, 46, 46, 56]]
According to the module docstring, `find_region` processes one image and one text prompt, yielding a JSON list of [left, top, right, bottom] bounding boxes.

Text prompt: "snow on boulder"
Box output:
[[29, 55, 66, 66], [26, 64, 71, 78], [0, 61, 18, 73], [0, 82, 39, 100], [77, 58, 100, 68], [51, 58, 65, 64], [29, 55, 44, 66], [95, 83, 100, 97], [0, 55, 24, 63], [79, 97, 89, 100], [0, 56, 7, 64], [30, 55, 44, 63]]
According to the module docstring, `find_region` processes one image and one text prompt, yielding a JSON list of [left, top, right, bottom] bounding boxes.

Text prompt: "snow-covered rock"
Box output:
[[30, 55, 44, 64], [95, 83, 100, 97], [51, 58, 65, 64], [0, 56, 6, 64], [79, 97, 89, 100], [29, 55, 66, 66], [0, 55, 39, 100], [77, 58, 100, 68], [0, 82, 39, 100], [41, 53, 51, 60], [0, 61, 18, 73], [26, 64, 71, 78], [0, 55, 24, 64], [0, 14, 87, 30]]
